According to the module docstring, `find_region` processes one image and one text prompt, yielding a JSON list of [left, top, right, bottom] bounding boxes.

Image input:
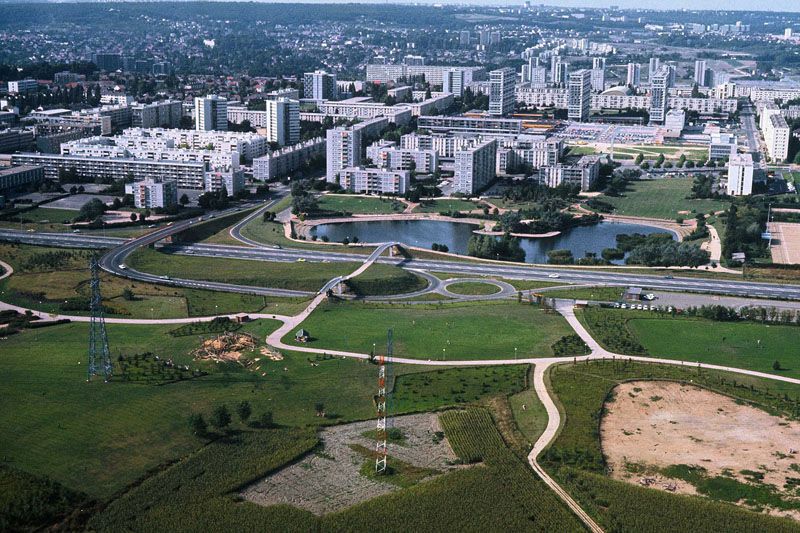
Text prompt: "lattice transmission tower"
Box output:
[[375, 329, 393, 473], [87, 256, 112, 382]]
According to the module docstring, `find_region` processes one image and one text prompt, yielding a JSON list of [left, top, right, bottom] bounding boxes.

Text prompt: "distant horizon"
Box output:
[[5, 0, 800, 14]]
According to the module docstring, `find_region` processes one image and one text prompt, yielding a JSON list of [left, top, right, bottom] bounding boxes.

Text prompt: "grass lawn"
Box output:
[[128, 247, 421, 295], [596, 178, 727, 220], [317, 194, 405, 214], [542, 286, 624, 301], [444, 281, 501, 296], [238, 218, 374, 255], [508, 367, 548, 446], [16, 207, 79, 223], [628, 316, 800, 378], [0, 243, 303, 318], [413, 199, 480, 213], [284, 299, 574, 360]]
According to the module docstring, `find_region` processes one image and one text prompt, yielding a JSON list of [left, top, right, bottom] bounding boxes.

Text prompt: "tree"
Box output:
[[179, 193, 190, 206], [77, 198, 107, 222], [130, 213, 137, 222], [122, 288, 135, 301], [236, 400, 252, 423], [259, 411, 274, 428], [188, 413, 207, 436], [773, 360, 782, 371], [210, 405, 231, 430], [314, 402, 325, 417], [634, 153, 644, 165]]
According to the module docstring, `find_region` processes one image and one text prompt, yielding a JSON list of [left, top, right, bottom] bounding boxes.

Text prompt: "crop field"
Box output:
[[128, 247, 424, 295], [317, 194, 405, 214], [543, 360, 800, 532], [284, 300, 575, 360], [594, 178, 727, 219], [0, 243, 301, 318]]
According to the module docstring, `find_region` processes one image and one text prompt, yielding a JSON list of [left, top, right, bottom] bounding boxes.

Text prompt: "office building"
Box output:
[[453, 139, 497, 194], [488, 68, 516, 116], [227, 98, 300, 146], [568, 69, 592, 122], [131, 100, 183, 129], [336, 167, 410, 195], [708, 132, 737, 160], [0, 165, 44, 194], [194, 95, 228, 131], [626, 63, 641, 87], [124, 179, 178, 208], [326, 117, 389, 181], [303, 70, 338, 101], [7, 79, 37, 94], [648, 57, 660, 79], [727, 153, 754, 196], [649, 66, 672, 124], [252, 137, 325, 181], [694, 60, 708, 87], [591, 58, 606, 92]]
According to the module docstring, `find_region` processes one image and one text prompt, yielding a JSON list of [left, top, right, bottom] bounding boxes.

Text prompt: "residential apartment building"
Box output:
[[227, 98, 300, 146], [626, 63, 641, 87], [453, 139, 497, 195], [764, 113, 790, 162], [326, 118, 389, 182], [303, 70, 338, 101], [7, 79, 38, 94], [194, 95, 228, 131], [124, 179, 178, 208], [708, 132, 737, 160], [366, 140, 438, 173], [694, 60, 708, 87], [568, 69, 592, 122], [496, 135, 562, 174], [489, 68, 516, 116], [365, 64, 484, 87], [336, 167, 410, 195], [537, 155, 600, 191], [252, 137, 325, 181], [649, 66, 672, 124], [591, 58, 606, 92], [131, 100, 183, 129], [0, 165, 44, 193], [417, 116, 523, 136], [727, 153, 754, 196]]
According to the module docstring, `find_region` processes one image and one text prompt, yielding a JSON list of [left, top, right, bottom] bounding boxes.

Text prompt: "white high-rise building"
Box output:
[[626, 63, 641, 87], [553, 61, 569, 87], [765, 113, 790, 162], [568, 69, 592, 122], [590, 58, 605, 92], [453, 139, 497, 194], [325, 118, 389, 182], [648, 57, 660, 79], [303, 70, 338, 101], [227, 99, 299, 146], [649, 66, 671, 124], [530, 67, 548, 87], [124, 179, 178, 208], [443, 68, 466, 97], [727, 153, 754, 196], [488, 67, 515, 116], [194, 95, 228, 131], [694, 60, 708, 87]]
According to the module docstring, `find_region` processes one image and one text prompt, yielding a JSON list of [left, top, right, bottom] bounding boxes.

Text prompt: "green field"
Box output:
[[595, 178, 727, 219], [238, 218, 375, 255], [444, 281, 501, 296], [543, 360, 800, 532], [284, 300, 574, 360], [15, 207, 78, 223], [128, 247, 423, 295], [0, 243, 306, 318], [629, 316, 800, 378], [317, 194, 405, 214], [542, 286, 624, 301], [413, 199, 481, 213], [0, 206, 151, 237]]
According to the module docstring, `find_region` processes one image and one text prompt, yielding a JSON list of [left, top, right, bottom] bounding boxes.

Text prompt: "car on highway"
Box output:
[[73, 229, 81, 233], [160, 275, 170, 280], [663, 275, 673, 279], [643, 293, 656, 301], [548, 273, 560, 278], [118, 264, 127, 270], [296, 258, 306, 262]]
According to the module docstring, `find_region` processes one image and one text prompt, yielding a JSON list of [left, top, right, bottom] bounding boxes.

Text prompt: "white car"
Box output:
[[118, 264, 127, 270], [548, 273, 560, 279], [643, 293, 656, 301], [637, 304, 644, 310]]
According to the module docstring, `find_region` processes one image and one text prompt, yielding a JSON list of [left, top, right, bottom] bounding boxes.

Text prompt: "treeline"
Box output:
[[609, 233, 710, 267], [467, 234, 525, 262], [721, 201, 768, 265]]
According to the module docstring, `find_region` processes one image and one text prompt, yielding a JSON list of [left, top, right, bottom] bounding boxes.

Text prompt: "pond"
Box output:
[[310, 219, 676, 264]]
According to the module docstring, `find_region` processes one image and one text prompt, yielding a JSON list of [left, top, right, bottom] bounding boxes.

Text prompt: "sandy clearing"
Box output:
[[602, 381, 800, 517], [241, 413, 461, 515], [769, 222, 800, 265]]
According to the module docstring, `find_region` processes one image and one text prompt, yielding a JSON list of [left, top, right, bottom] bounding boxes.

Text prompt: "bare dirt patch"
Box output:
[[192, 332, 256, 363], [241, 413, 461, 515], [602, 381, 800, 517]]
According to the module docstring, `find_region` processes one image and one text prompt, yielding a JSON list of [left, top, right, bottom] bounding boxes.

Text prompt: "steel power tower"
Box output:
[[375, 329, 393, 473], [87, 256, 112, 381]]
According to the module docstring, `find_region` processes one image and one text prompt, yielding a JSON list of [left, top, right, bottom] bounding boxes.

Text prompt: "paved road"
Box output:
[[5, 227, 800, 301]]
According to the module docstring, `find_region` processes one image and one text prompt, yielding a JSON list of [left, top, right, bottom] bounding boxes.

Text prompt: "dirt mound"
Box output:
[[192, 332, 257, 363]]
